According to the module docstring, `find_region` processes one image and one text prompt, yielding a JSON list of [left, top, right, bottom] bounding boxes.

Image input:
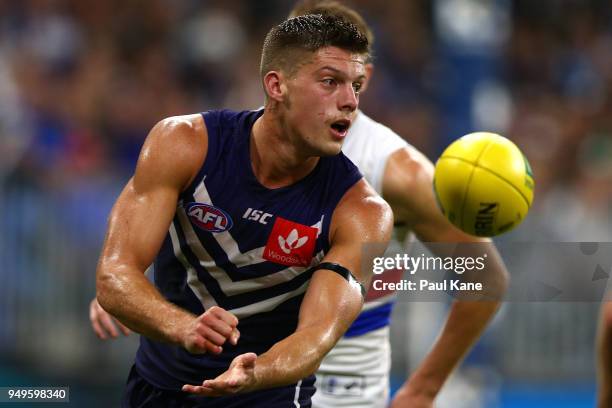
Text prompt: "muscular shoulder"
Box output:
[[133, 114, 207, 193], [147, 114, 207, 161], [383, 145, 434, 197], [381, 145, 437, 225], [330, 179, 394, 245]]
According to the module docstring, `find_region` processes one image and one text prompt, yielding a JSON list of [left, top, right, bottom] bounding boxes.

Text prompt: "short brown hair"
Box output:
[[260, 13, 370, 78], [289, 1, 374, 47]]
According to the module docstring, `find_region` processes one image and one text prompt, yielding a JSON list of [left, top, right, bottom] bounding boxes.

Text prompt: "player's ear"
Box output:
[[361, 63, 374, 94], [263, 71, 286, 102]]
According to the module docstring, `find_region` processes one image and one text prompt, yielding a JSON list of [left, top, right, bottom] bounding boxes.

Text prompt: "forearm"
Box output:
[[252, 323, 337, 390], [408, 240, 508, 393], [248, 267, 368, 390], [598, 302, 612, 408], [96, 264, 194, 345], [406, 300, 501, 396]]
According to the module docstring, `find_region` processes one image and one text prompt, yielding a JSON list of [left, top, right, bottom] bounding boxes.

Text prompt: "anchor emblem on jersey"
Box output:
[[278, 229, 309, 254], [264, 217, 317, 267]]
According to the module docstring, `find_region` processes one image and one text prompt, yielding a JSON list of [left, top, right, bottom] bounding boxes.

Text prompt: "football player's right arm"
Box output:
[[95, 115, 238, 354], [598, 301, 612, 408], [383, 145, 508, 407]]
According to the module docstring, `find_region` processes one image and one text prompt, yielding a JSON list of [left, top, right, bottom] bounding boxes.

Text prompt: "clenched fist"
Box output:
[[181, 306, 240, 355]]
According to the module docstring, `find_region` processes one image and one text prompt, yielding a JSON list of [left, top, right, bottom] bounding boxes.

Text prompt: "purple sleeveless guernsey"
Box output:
[[133, 109, 362, 405]]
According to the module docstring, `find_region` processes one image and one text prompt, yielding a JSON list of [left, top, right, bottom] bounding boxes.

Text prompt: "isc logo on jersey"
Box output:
[[186, 203, 233, 233], [263, 217, 317, 267]]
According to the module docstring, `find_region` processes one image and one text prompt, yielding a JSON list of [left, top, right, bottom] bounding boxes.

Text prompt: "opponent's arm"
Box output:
[[90, 297, 131, 339], [597, 301, 612, 408], [96, 115, 239, 354], [383, 147, 509, 407], [182, 180, 393, 395]]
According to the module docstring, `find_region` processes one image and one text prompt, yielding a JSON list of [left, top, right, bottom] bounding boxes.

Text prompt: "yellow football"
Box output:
[[433, 132, 535, 237]]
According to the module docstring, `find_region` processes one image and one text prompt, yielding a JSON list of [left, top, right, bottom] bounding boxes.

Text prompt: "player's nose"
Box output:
[[338, 83, 358, 113]]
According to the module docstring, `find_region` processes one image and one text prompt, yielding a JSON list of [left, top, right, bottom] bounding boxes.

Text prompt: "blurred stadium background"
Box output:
[[0, 0, 610, 406]]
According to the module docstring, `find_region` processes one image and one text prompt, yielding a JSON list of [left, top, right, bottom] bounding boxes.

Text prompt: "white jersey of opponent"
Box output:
[[313, 111, 409, 408], [341, 111, 409, 195]]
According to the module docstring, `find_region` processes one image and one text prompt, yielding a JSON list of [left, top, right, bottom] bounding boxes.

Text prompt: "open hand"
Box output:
[[182, 352, 257, 396]]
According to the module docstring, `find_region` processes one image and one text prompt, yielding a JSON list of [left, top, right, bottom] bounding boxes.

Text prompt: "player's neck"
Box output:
[[250, 114, 319, 189]]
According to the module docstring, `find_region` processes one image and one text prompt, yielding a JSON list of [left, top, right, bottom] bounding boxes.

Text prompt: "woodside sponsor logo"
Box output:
[[263, 217, 317, 267]]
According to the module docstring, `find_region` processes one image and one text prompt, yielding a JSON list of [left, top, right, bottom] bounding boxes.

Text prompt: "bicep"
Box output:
[[99, 179, 180, 273], [98, 115, 206, 274]]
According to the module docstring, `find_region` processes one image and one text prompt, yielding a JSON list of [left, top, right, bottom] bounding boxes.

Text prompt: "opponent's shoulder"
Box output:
[[383, 144, 434, 200], [134, 114, 207, 191], [331, 179, 393, 243], [379, 142, 441, 228]]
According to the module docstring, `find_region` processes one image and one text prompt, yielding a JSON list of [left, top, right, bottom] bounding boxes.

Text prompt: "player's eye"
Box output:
[[352, 82, 363, 94], [322, 78, 336, 87]]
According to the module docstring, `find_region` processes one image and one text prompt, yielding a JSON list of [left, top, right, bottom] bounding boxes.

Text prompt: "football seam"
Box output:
[[439, 154, 532, 209], [456, 141, 492, 232]]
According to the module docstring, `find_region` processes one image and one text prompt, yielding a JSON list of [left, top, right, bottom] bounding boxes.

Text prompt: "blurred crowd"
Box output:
[[505, 0, 612, 240], [0, 0, 609, 229]]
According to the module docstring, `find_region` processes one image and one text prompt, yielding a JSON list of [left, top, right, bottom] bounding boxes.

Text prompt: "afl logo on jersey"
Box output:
[[186, 203, 233, 233]]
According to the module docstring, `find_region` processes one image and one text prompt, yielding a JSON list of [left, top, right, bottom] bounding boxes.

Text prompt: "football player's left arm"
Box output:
[[383, 147, 509, 408], [182, 180, 393, 396]]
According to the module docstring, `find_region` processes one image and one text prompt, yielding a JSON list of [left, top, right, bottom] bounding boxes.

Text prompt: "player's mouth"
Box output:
[[329, 119, 351, 140]]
